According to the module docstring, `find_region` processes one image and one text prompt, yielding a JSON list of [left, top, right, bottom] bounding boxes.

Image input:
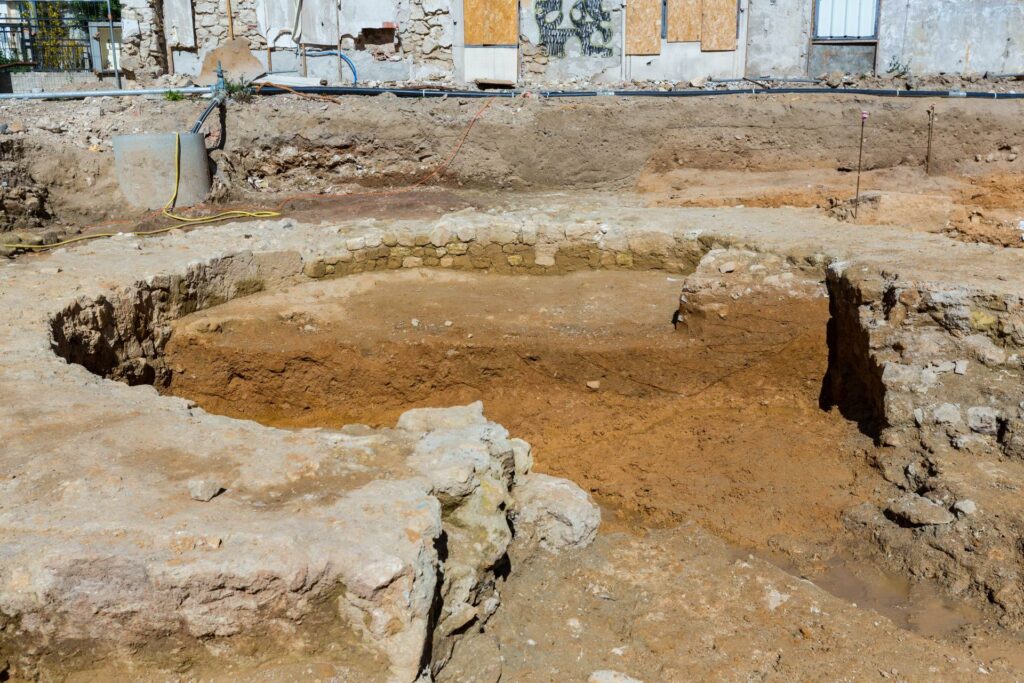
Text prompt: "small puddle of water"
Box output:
[[809, 555, 982, 639]]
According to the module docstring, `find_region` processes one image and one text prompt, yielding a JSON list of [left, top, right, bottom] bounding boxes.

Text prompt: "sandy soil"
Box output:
[[638, 166, 1024, 248]]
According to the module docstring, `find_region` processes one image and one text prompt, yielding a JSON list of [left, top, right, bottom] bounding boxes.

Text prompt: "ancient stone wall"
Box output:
[[825, 263, 1024, 457], [193, 0, 266, 54]]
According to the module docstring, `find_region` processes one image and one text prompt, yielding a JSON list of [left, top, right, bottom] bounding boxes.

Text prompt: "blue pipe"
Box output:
[[304, 50, 358, 84]]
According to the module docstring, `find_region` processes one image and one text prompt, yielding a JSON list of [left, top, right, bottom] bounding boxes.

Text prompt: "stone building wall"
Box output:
[[118, 0, 1022, 86], [120, 0, 168, 81], [400, 0, 455, 80], [192, 0, 266, 54]]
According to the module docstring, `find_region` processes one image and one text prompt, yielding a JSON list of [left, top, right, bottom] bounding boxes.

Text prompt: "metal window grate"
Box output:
[[814, 0, 877, 40], [0, 0, 120, 72]]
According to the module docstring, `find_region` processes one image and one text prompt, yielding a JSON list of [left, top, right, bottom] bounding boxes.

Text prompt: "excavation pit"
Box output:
[[158, 264, 992, 651], [161, 268, 866, 550], [6, 197, 1024, 680]]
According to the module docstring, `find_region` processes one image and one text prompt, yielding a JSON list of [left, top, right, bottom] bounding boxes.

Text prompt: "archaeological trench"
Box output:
[[2, 94, 1024, 681]]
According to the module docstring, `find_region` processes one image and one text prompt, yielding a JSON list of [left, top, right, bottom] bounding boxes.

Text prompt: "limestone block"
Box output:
[[886, 494, 955, 526], [512, 473, 600, 552]]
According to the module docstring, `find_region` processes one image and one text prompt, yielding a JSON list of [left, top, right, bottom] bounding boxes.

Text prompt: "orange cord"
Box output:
[[3, 94, 493, 252]]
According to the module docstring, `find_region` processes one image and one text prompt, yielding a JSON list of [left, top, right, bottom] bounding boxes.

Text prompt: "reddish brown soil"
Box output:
[[162, 270, 877, 555]]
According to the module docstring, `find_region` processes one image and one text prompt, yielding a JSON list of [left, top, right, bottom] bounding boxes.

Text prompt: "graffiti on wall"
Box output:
[[534, 0, 614, 57]]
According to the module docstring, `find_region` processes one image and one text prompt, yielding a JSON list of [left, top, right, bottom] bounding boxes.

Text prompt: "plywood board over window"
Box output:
[[667, 0, 701, 43], [626, 0, 662, 55], [464, 0, 518, 46], [701, 0, 737, 51]]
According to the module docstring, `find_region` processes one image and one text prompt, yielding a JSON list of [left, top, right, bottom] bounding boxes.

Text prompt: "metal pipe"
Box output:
[[925, 105, 935, 174], [191, 92, 225, 134], [304, 50, 358, 84], [105, 0, 122, 89], [192, 62, 228, 133], [2, 84, 1020, 103], [252, 85, 1024, 99], [0, 86, 213, 100]]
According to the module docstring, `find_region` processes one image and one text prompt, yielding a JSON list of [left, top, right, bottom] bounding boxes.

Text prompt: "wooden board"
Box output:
[[464, 0, 518, 46], [667, 0, 701, 42], [626, 0, 662, 55], [163, 0, 195, 49], [701, 0, 737, 51]]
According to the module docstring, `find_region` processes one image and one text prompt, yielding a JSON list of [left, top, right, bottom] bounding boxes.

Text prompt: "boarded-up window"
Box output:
[[464, 0, 518, 46], [814, 0, 877, 39], [667, 0, 701, 42], [700, 0, 736, 51], [626, 0, 662, 55]]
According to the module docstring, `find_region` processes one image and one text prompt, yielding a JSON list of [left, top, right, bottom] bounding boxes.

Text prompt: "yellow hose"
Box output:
[[0, 132, 280, 253]]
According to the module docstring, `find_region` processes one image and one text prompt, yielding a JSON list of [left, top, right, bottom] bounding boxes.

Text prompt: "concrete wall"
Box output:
[[520, 0, 623, 85], [877, 0, 1024, 76], [1, 71, 107, 94], [162, 0, 452, 84], [744, 0, 811, 78]]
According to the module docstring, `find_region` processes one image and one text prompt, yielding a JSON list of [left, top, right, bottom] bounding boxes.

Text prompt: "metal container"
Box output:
[[113, 133, 211, 210]]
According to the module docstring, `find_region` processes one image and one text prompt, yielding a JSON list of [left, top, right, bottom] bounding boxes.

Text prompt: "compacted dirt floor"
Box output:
[[159, 268, 1024, 678]]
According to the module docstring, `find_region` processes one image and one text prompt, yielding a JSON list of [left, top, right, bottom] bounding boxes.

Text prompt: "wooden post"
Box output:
[[225, 0, 235, 39], [337, 37, 343, 83]]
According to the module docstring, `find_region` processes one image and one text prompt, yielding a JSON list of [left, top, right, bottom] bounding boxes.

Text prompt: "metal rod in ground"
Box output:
[[854, 110, 868, 219], [106, 0, 122, 89], [926, 105, 935, 175]]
